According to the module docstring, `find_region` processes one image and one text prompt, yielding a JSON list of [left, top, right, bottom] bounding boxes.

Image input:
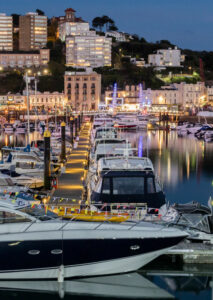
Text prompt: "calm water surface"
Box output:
[[0, 130, 212, 299], [121, 130, 213, 205]]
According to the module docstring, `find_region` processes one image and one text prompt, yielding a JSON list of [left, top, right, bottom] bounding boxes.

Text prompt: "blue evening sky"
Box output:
[[1, 0, 212, 51]]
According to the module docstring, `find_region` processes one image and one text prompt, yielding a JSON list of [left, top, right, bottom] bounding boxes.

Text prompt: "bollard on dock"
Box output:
[[61, 121, 66, 162], [70, 117, 74, 145], [44, 130, 51, 190], [75, 117, 78, 137]]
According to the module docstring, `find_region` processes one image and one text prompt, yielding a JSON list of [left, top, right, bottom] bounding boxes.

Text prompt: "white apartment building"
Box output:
[[19, 13, 47, 51], [60, 8, 112, 68], [58, 8, 90, 42], [66, 32, 112, 68], [105, 31, 128, 42], [29, 92, 65, 110], [0, 14, 13, 51], [0, 49, 49, 68], [148, 47, 185, 68]]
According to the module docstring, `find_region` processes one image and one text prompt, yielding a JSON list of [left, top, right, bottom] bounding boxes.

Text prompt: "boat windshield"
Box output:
[[101, 176, 156, 195], [176, 213, 210, 233], [19, 205, 58, 221]]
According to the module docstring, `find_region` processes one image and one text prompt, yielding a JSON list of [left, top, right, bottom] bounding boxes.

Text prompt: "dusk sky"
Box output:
[[1, 0, 213, 51]]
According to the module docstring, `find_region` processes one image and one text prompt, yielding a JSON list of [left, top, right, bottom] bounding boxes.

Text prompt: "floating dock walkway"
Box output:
[[51, 123, 90, 202]]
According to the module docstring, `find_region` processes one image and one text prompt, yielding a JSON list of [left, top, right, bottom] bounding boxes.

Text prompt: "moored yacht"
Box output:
[[0, 200, 186, 279], [87, 155, 166, 211]]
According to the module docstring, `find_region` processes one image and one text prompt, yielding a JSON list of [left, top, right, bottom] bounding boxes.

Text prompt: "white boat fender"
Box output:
[[58, 264, 64, 283]]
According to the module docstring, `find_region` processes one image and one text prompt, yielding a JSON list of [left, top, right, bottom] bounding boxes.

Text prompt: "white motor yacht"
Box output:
[[0, 169, 43, 189], [91, 126, 117, 143], [4, 123, 14, 134], [0, 200, 186, 279], [86, 155, 166, 212]]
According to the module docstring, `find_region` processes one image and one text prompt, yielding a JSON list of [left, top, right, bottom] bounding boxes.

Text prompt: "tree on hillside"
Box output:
[[11, 14, 20, 27], [36, 9, 45, 16], [109, 24, 118, 31], [101, 15, 114, 31], [92, 17, 105, 31], [92, 16, 117, 32]]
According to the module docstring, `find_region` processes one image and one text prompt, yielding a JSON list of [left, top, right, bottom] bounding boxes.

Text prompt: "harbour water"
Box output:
[[0, 129, 213, 299]]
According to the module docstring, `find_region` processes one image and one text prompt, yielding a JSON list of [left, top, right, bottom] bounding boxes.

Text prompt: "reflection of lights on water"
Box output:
[[167, 154, 171, 183], [138, 136, 143, 158], [186, 152, 190, 180], [5, 135, 8, 146], [202, 141, 205, 158], [158, 132, 163, 156]]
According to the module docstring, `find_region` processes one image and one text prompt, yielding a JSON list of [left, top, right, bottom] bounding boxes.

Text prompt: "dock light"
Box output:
[[147, 123, 152, 129]]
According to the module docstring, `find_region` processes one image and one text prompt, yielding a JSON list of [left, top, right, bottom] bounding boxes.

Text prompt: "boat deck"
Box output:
[[51, 123, 90, 202]]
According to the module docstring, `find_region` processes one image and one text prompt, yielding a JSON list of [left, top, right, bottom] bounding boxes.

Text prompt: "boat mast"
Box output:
[[34, 77, 38, 146], [26, 72, 30, 146]]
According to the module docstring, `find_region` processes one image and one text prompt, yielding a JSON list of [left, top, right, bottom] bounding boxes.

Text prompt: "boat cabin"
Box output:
[[91, 157, 165, 209], [94, 127, 117, 140], [91, 142, 133, 164]]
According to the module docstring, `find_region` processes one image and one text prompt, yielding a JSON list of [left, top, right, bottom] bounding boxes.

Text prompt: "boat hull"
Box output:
[[0, 234, 184, 279]]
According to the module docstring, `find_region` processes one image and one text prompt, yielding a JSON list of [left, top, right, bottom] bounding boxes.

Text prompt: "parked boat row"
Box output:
[[176, 122, 213, 142], [0, 118, 188, 280], [2, 114, 213, 281]]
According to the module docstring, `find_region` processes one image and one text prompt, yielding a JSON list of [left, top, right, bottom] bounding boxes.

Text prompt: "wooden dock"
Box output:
[[167, 241, 213, 264], [51, 123, 90, 203]]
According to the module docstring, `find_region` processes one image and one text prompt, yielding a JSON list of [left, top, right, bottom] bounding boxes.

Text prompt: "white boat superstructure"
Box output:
[[93, 115, 114, 129], [91, 126, 118, 143]]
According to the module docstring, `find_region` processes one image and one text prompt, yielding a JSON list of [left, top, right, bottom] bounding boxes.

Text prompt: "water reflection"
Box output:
[[120, 130, 213, 205], [1, 129, 213, 204], [0, 271, 212, 300], [0, 272, 173, 299]]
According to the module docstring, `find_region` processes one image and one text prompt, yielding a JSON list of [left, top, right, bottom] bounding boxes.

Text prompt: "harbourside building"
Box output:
[[0, 13, 13, 51], [104, 82, 206, 112], [19, 13, 47, 51], [29, 91, 65, 110], [64, 69, 101, 111], [148, 47, 185, 68], [0, 93, 25, 109], [0, 49, 50, 68]]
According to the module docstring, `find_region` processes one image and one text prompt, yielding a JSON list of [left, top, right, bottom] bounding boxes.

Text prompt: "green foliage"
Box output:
[[36, 9, 45, 16], [11, 14, 19, 27], [48, 61, 65, 77], [0, 72, 24, 94], [94, 65, 162, 90], [47, 39, 65, 64], [92, 15, 118, 32], [109, 25, 118, 31], [37, 76, 64, 93]]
